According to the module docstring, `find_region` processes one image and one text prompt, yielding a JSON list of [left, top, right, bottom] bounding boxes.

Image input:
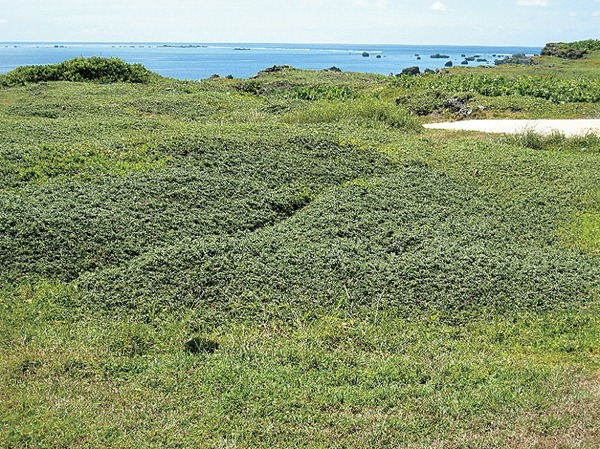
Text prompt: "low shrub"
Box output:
[[394, 73, 600, 103], [293, 84, 355, 101], [283, 98, 420, 130], [541, 39, 600, 58], [1, 57, 155, 86], [80, 165, 599, 317]]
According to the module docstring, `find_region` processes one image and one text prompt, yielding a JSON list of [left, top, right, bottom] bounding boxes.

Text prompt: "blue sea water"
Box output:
[[0, 42, 541, 80]]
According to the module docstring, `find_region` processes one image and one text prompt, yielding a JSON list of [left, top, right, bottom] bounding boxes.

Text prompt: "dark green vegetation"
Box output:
[[542, 39, 600, 59], [1, 52, 599, 448], [0, 56, 154, 86]]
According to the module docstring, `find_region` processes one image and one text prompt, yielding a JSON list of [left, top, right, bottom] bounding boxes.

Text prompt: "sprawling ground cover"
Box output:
[[0, 53, 599, 448]]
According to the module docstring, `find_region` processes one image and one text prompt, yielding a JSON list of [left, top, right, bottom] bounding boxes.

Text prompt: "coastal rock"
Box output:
[[430, 53, 450, 59], [323, 66, 342, 72], [443, 97, 472, 117], [444, 61, 453, 67], [400, 66, 420, 76], [257, 65, 294, 76], [362, 52, 370, 57], [494, 54, 534, 66]]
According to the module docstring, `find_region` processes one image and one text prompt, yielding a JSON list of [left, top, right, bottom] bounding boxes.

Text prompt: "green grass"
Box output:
[[1, 285, 598, 448], [0, 55, 599, 448]]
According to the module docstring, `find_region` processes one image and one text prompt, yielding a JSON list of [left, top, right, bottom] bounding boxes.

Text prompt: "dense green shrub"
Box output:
[[80, 165, 599, 317], [0, 132, 394, 283], [1, 57, 154, 85], [396, 89, 448, 115], [293, 84, 355, 101], [235, 80, 355, 101], [542, 39, 600, 56], [394, 73, 600, 103], [568, 39, 600, 51]]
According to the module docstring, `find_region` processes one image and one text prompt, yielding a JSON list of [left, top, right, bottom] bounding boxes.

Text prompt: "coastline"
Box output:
[[0, 42, 541, 80]]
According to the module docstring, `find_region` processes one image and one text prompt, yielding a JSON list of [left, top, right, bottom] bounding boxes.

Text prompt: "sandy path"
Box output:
[[423, 119, 600, 137]]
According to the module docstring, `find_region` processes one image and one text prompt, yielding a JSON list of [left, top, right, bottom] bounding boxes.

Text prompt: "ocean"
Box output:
[[0, 42, 541, 80]]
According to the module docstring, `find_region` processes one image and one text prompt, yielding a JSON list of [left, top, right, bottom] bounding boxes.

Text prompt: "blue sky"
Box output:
[[0, 1, 598, 45]]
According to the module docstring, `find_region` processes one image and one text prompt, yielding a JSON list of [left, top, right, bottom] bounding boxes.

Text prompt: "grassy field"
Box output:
[[0, 48, 599, 448]]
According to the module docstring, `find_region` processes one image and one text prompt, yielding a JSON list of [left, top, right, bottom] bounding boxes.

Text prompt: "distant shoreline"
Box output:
[[0, 42, 541, 80]]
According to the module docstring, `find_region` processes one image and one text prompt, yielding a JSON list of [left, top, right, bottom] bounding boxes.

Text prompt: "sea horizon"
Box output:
[[0, 42, 542, 80]]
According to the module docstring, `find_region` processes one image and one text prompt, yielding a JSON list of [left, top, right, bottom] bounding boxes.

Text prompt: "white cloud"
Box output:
[[517, 0, 548, 6], [354, 0, 389, 8], [430, 2, 448, 12], [567, 11, 578, 17]]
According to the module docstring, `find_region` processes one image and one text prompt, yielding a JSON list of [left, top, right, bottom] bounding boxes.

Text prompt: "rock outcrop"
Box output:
[[442, 97, 472, 117], [400, 66, 420, 76], [494, 54, 534, 65]]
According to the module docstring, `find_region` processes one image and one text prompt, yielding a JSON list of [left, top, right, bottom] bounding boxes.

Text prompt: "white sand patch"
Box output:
[[423, 119, 600, 137]]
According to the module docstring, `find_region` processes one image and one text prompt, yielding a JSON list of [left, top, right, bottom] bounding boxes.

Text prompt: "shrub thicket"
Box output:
[[394, 73, 600, 103], [546, 39, 600, 52], [79, 165, 599, 317], [1, 57, 154, 85]]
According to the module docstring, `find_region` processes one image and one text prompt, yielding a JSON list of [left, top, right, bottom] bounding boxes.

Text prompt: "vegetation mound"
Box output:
[[0, 56, 155, 86], [80, 164, 598, 317], [541, 39, 600, 59]]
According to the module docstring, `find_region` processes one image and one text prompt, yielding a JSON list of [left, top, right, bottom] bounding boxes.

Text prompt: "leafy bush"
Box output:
[[542, 39, 600, 56], [396, 89, 448, 116], [293, 84, 355, 101], [394, 73, 600, 103], [1, 57, 154, 85], [235, 80, 355, 101], [568, 39, 600, 51]]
